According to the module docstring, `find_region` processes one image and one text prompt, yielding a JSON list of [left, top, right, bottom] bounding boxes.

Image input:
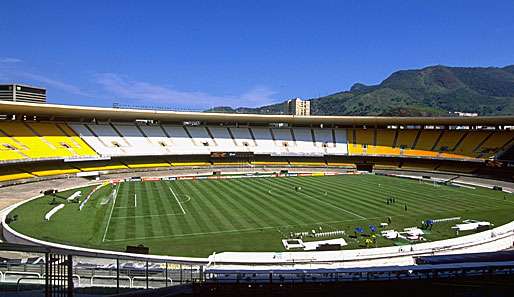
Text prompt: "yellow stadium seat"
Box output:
[[0, 122, 71, 158], [0, 172, 34, 182], [326, 162, 355, 167], [376, 129, 395, 147], [171, 162, 211, 166], [30, 168, 81, 177], [0, 144, 26, 161], [475, 131, 514, 158], [75, 162, 128, 172], [395, 129, 417, 149], [0, 166, 34, 182], [57, 123, 98, 156], [211, 161, 250, 166], [434, 130, 465, 152], [349, 128, 373, 155], [414, 130, 441, 151], [125, 162, 171, 169], [367, 145, 401, 155], [289, 161, 326, 166], [454, 131, 490, 157], [0, 122, 97, 159], [367, 129, 399, 155], [28, 122, 97, 158], [403, 149, 438, 158], [251, 161, 289, 166]]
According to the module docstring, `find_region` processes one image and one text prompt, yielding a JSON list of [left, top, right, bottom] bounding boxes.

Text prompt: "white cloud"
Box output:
[[95, 73, 278, 109], [239, 86, 279, 107], [0, 58, 280, 109], [0, 57, 92, 98], [20, 72, 92, 97], [0, 57, 22, 64]]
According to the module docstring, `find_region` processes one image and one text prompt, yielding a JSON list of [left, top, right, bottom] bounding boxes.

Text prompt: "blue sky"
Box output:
[[1, 1, 513, 110]]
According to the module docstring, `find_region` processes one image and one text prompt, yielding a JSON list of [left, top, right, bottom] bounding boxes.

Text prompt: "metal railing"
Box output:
[[0, 243, 204, 295]]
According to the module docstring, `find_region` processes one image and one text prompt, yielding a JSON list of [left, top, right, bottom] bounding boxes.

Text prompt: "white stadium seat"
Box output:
[[229, 127, 256, 150], [208, 127, 240, 152], [292, 128, 320, 155], [251, 127, 278, 154], [113, 123, 165, 156], [162, 125, 206, 155], [138, 125, 175, 154], [70, 123, 349, 157]]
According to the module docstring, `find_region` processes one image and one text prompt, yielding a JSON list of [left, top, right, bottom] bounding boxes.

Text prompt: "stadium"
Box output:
[[0, 99, 514, 295]]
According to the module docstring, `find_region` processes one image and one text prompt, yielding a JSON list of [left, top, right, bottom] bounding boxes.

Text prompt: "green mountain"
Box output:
[[207, 65, 514, 116]]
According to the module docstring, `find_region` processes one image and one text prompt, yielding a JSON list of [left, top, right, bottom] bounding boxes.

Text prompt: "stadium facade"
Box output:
[[0, 100, 514, 294], [1, 100, 514, 184]]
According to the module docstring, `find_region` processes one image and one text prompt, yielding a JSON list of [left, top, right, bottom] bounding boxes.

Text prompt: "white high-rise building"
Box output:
[[285, 97, 310, 116]]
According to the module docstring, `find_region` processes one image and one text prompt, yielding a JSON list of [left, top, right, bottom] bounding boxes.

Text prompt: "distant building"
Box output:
[[285, 98, 310, 116], [0, 84, 46, 103], [449, 111, 478, 117]]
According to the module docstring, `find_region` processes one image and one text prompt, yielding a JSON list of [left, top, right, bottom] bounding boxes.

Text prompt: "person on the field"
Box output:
[[404, 204, 408, 211]]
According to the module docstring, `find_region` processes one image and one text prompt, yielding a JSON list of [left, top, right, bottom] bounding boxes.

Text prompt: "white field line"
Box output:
[[299, 192, 367, 219], [364, 178, 514, 206], [105, 226, 278, 242], [254, 177, 366, 219], [111, 212, 184, 220], [103, 204, 511, 242], [115, 194, 139, 209], [104, 215, 388, 242], [180, 195, 192, 204], [442, 184, 514, 204], [168, 185, 186, 214], [102, 183, 120, 242]]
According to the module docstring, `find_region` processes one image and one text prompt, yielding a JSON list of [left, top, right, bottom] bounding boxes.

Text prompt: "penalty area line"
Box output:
[[102, 183, 120, 242], [168, 185, 186, 214], [111, 212, 185, 219]]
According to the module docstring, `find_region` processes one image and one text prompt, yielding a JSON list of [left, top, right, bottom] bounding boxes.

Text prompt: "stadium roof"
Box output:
[[1, 101, 514, 126]]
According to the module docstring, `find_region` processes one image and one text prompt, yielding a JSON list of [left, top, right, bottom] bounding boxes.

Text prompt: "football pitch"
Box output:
[[9, 174, 514, 257]]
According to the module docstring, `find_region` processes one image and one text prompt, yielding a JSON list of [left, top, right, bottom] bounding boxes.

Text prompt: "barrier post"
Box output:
[[146, 260, 149, 289], [45, 253, 49, 297], [67, 255, 74, 297], [116, 258, 120, 294], [165, 262, 168, 287]]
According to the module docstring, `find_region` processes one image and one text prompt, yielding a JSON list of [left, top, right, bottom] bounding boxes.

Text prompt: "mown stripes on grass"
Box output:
[[102, 175, 514, 243]]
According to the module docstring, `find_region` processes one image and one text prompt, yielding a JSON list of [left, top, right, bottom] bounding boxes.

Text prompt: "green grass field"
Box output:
[[8, 174, 514, 257]]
